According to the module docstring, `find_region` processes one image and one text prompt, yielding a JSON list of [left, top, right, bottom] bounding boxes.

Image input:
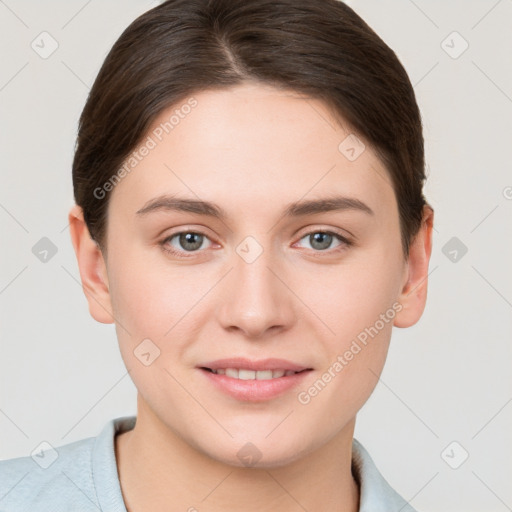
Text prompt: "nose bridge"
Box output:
[[216, 234, 294, 337]]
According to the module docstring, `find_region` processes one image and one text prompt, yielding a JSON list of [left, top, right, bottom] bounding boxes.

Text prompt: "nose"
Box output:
[[216, 241, 296, 339]]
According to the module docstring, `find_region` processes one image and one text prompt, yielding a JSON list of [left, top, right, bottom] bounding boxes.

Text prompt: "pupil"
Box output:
[[311, 232, 332, 250], [180, 233, 202, 251]]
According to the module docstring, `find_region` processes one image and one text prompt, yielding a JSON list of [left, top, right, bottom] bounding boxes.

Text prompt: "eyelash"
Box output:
[[159, 229, 353, 259]]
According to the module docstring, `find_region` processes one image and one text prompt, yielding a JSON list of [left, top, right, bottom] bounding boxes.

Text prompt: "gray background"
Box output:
[[1, 1, 511, 511]]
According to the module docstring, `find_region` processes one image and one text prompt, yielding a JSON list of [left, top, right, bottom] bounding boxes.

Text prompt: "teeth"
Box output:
[[255, 370, 273, 380], [239, 369, 256, 380], [225, 368, 239, 378], [211, 368, 299, 380]]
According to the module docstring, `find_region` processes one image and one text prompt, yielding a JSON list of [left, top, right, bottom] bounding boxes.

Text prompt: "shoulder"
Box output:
[[0, 433, 99, 511], [0, 415, 135, 511], [352, 438, 419, 512]]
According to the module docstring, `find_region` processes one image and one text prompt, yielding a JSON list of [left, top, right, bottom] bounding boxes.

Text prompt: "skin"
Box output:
[[69, 82, 433, 512]]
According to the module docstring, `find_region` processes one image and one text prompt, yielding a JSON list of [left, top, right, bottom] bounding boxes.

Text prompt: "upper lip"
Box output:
[[198, 357, 312, 372]]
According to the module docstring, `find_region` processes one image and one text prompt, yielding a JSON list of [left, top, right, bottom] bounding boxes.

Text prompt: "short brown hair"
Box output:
[[72, 0, 429, 257]]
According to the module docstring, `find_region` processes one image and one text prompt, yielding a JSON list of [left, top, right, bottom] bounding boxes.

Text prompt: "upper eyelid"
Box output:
[[294, 225, 352, 240], [293, 231, 351, 250], [162, 230, 216, 248]]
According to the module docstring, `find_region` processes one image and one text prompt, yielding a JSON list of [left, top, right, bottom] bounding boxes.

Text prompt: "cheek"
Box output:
[[107, 246, 193, 335], [294, 250, 402, 402], [107, 256, 200, 408], [305, 256, 403, 345], [295, 266, 397, 423], [106, 246, 219, 381]]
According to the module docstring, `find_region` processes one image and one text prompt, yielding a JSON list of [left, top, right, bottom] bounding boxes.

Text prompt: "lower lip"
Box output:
[[198, 368, 312, 402]]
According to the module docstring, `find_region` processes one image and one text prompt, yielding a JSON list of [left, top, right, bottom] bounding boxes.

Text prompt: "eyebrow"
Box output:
[[135, 194, 374, 219]]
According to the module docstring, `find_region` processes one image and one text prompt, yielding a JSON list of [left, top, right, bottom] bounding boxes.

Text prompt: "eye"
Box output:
[[159, 229, 352, 259], [160, 231, 213, 257], [295, 230, 352, 253]]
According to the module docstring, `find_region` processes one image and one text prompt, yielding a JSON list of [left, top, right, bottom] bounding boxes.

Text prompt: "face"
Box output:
[[85, 82, 421, 467]]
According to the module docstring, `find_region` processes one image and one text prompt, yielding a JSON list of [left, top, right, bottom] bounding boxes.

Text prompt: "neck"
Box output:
[[115, 397, 360, 512]]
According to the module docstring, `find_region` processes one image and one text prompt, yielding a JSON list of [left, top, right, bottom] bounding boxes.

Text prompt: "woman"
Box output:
[[0, 0, 433, 510]]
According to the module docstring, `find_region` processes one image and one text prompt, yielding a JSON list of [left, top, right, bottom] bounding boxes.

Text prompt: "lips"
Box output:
[[198, 357, 311, 373], [197, 357, 313, 401]]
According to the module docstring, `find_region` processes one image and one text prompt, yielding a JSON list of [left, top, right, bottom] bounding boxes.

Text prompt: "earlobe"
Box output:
[[393, 205, 434, 328], [68, 204, 114, 324]]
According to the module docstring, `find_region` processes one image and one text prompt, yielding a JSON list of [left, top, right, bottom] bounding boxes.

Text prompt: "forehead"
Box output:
[[108, 83, 396, 221]]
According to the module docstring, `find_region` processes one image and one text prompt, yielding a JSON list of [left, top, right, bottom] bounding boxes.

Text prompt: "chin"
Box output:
[[202, 436, 313, 469]]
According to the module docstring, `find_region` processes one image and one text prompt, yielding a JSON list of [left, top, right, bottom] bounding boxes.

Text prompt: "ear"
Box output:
[[68, 204, 114, 324], [394, 205, 434, 328]]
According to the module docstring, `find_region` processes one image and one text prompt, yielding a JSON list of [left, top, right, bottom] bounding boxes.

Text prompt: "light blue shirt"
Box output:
[[0, 415, 418, 511]]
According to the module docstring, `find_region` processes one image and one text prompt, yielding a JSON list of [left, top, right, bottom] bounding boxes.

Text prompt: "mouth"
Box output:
[[200, 367, 310, 380], [197, 358, 313, 401]]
